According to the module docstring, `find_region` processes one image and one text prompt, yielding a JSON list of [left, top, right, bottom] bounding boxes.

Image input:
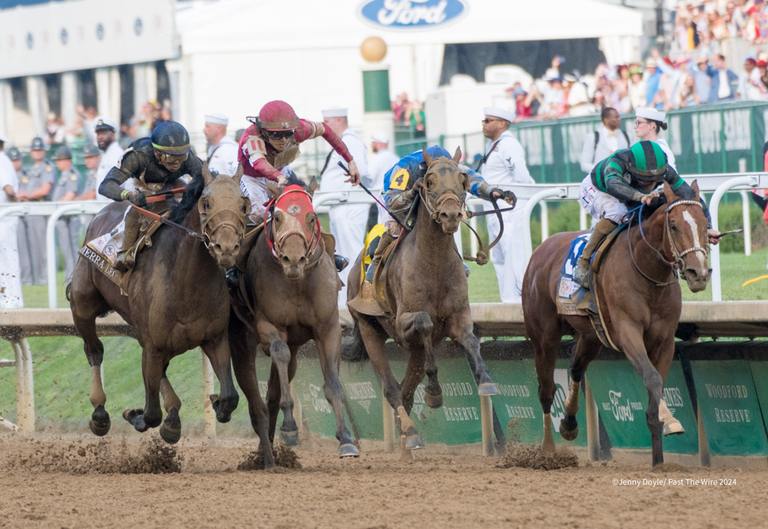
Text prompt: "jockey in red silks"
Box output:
[[238, 100, 360, 222]]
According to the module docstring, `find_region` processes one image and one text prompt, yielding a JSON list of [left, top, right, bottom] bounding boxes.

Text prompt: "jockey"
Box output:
[[99, 120, 201, 271], [573, 140, 717, 288], [349, 145, 515, 313]]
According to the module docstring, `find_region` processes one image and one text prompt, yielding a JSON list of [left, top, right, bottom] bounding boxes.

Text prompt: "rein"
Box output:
[[627, 199, 708, 287]]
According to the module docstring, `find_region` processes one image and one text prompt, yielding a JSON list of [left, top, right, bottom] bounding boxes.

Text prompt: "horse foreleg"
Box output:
[[72, 303, 110, 436], [649, 334, 684, 436], [123, 348, 164, 432], [396, 347, 426, 452], [315, 322, 360, 458], [397, 311, 441, 408], [448, 314, 497, 396], [202, 335, 239, 423], [230, 321, 274, 469], [560, 334, 601, 441], [158, 372, 182, 444], [529, 318, 561, 453], [620, 327, 665, 467], [258, 321, 297, 446]]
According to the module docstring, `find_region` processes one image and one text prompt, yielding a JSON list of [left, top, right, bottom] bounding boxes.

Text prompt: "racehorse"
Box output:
[[347, 147, 497, 451], [68, 164, 249, 444], [522, 181, 710, 466], [229, 182, 358, 461]]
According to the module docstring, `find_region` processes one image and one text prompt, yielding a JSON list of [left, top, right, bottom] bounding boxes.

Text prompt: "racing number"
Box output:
[[390, 168, 410, 190]]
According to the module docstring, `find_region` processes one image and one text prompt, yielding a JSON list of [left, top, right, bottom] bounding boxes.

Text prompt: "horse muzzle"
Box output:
[[279, 254, 307, 280], [437, 209, 463, 234], [683, 265, 710, 293]]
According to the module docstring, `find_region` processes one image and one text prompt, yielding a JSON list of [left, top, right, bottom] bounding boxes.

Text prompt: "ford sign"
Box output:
[[360, 0, 466, 29]]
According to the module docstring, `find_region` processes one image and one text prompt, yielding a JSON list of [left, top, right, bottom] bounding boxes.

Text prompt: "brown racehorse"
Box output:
[[347, 148, 497, 452], [523, 182, 710, 467], [229, 182, 359, 461], [67, 164, 249, 444]]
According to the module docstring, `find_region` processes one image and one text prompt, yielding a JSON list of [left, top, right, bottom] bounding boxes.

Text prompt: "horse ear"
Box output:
[[690, 179, 700, 199], [202, 162, 214, 185], [453, 146, 462, 163], [308, 175, 319, 195], [233, 163, 244, 186], [423, 148, 432, 165], [662, 181, 675, 202]]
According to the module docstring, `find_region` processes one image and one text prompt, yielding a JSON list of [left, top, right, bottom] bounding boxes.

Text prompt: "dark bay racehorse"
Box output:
[[68, 164, 249, 443], [229, 183, 358, 464], [523, 182, 710, 466], [347, 148, 497, 451]]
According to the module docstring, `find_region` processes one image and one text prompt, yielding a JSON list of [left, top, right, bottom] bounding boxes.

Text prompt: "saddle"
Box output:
[[556, 222, 628, 350], [367, 230, 405, 316], [80, 209, 165, 294]]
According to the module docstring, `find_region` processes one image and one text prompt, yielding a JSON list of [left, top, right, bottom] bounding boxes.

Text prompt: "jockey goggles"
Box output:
[[262, 129, 295, 140], [153, 143, 190, 162]]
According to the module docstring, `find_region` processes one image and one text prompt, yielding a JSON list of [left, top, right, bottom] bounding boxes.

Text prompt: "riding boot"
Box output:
[[114, 209, 141, 272], [572, 218, 617, 289], [348, 232, 394, 316], [225, 267, 240, 290], [334, 254, 349, 272]]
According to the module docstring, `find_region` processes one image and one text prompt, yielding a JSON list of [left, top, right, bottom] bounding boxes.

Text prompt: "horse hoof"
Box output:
[[89, 405, 111, 437], [663, 421, 685, 436], [478, 382, 498, 396], [339, 443, 360, 458], [159, 408, 181, 444], [405, 433, 424, 451], [559, 415, 579, 441], [424, 390, 443, 409], [280, 428, 299, 447], [122, 408, 148, 433]]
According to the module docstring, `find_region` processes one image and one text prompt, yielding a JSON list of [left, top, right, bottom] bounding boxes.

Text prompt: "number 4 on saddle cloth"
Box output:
[[556, 223, 627, 318]]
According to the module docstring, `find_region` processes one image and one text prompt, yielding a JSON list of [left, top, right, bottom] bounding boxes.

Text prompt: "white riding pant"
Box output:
[[579, 175, 628, 225]]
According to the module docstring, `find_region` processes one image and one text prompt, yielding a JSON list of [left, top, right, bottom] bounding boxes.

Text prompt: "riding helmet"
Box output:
[[628, 140, 668, 180], [150, 120, 191, 156]]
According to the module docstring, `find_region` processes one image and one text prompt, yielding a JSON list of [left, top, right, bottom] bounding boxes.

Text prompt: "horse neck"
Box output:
[[626, 208, 674, 283], [412, 196, 456, 262]]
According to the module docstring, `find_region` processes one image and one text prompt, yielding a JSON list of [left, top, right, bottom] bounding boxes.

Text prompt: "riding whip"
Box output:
[[336, 161, 407, 229]]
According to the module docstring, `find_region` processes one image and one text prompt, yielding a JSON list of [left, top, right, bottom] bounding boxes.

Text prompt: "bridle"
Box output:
[[628, 199, 708, 287], [418, 158, 467, 224], [265, 186, 323, 269]]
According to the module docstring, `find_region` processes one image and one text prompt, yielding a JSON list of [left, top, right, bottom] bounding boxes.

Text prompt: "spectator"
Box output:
[[544, 54, 564, 80], [678, 74, 701, 107], [45, 113, 65, 145], [77, 144, 102, 201], [710, 53, 739, 101], [644, 58, 664, 106], [540, 75, 567, 119], [392, 92, 410, 125], [628, 64, 647, 110], [0, 139, 23, 308], [406, 99, 426, 135], [50, 146, 81, 278], [579, 107, 630, 173], [693, 55, 714, 103], [739, 56, 766, 100], [94, 117, 124, 200], [16, 136, 54, 285], [368, 133, 399, 225], [203, 113, 238, 176]]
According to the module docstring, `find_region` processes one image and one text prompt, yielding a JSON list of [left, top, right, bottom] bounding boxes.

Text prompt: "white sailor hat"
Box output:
[[204, 113, 229, 125], [483, 107, 515, 123], [322, 107, 348, 119], [370, 132, 389, 144], [635, 107, 667, 124], [94, 116, 118, 132]]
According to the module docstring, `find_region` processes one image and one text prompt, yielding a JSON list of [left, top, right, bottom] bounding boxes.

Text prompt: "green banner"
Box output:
[[487, 359, 586, 447], [588, 360, 698, 453], [691, 360, 768, 456], [748, 362, 768, 440]]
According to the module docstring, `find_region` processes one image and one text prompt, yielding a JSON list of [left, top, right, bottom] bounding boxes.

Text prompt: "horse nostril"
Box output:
[[299, 255, 307, 264], [213, 243, 223, 253], [282, 255, 290, 264]]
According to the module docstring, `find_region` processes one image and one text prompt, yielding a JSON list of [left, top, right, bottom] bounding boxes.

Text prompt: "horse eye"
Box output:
[[202, 198, 210, 209]]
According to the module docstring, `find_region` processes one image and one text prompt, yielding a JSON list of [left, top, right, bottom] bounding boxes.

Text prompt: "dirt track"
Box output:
[[1, 433, 766, 529]]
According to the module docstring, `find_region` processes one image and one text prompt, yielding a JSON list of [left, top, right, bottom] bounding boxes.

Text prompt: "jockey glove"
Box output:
[[490, 188, 517, 207], [127, 191, 147, 207]]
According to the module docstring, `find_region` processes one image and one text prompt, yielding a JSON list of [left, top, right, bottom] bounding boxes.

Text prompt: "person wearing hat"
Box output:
[[0, 135, 23, 308], [76, 144, 102, 200], [580, 107, 630, 174], [16, 136, 54, 285], [203, 113, 238, 176], [478, 107, 533, 303], [94, 117, 124, 200], [317, 107, 371, 305], [633, 107, 676, 170], [51, 146, 82, 277], [368, 133, 399, 226]]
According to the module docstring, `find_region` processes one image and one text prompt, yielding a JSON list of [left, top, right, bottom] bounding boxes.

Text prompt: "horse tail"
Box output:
[[341, 322, 369, 362], [169, 172, 204, 224]]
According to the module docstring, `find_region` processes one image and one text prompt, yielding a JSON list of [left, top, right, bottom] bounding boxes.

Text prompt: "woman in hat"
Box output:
[[633, 107, 676, 170]]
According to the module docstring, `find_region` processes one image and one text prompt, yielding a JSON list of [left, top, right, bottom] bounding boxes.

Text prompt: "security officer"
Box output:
[[477, 107, 534, 303], [76, 144, 102, 200], [51, 146, 82, 278], [99, 120, 203, 271], [318, 107, 371, 306], [203, 113, 239, 176], [16, 137, 54, 285], [94, 117, 124, 200]]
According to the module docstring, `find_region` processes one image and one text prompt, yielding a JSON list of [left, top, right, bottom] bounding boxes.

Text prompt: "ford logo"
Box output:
[[360, 0, 466, 29]]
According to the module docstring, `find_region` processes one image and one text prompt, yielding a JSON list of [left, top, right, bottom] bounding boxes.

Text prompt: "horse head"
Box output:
[[421, 147, 469, 234], [268, 183, 321, 280], [662, 180, 710, 292], [198, 163, 249, 268]]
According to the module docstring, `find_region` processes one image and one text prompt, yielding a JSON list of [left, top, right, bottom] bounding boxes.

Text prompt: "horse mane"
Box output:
[[169, 172, 204, 224]]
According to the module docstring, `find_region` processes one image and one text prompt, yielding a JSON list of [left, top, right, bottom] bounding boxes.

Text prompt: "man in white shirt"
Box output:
[[478, 107, 534, 303], [94, 117, 124, 200], [203, 113, 239, 176], [579, 107, 630, 173], [368, 133, 399, 225], [318, 108, 371, 306], [0, 137, 23, 308]]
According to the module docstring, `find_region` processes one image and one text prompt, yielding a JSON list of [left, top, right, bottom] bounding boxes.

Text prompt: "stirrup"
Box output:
[[572, 263, 591, 289], [334, 254, 349, 272], [225, 267, 240, 290], [348, 282, 386, 317]]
